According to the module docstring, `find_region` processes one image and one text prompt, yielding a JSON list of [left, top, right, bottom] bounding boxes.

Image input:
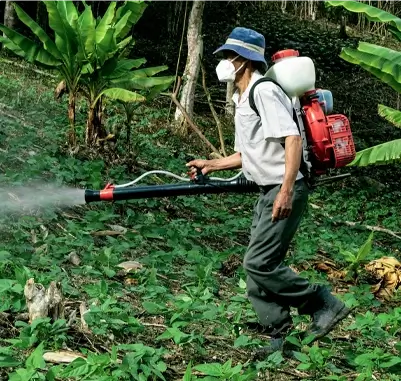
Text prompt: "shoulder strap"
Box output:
[[249, 76, 313, 187], [249, 77, 290, 117]]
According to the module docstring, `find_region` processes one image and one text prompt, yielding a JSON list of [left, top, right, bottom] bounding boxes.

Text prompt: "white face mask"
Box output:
[[216, 55, 246, 83]]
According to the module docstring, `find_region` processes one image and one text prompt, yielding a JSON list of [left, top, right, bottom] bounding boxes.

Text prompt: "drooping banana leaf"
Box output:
[[0, 36, 26, 59], [13, 2, 62, 60], [126, 65, 170, 79], [117, 36, 133, 51], [145, 81, 175, 101], [378, 105, 401, 129], [100, 58, 147, 79], [327, 1, 401, 33], [348, 139, 401, 166], [340, 43, 401, 93], [0, 25, 60, 66], [113, 76, 175, 91], [94, 88, 146, 106]]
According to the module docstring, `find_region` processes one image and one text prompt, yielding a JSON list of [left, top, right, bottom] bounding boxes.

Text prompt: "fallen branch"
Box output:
[[343, 221, 401, 240], [200, 60, 227, 157], [170, 77, 222, 158], [309, 203, 401, 240], [80, 302, 90, 333]]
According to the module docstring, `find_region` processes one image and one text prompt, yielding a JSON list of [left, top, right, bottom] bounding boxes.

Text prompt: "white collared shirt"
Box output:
[[233, 71, 304, 186]]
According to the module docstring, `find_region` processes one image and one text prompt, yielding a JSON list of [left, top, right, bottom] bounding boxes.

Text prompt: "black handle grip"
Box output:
[[185, 155, 207, 184]]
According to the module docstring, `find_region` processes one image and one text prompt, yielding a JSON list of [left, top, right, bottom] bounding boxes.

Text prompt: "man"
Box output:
[[187, 27, 350, 356]]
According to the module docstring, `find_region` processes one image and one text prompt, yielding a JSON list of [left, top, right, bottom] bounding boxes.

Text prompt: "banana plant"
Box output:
[[326, 1, 401, 167], [80, 57, 175, 146], [110, 64, 175, 149], [0, 0, 148, 148]]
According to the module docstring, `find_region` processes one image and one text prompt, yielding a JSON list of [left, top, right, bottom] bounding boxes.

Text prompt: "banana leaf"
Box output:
[[348, 139, 401, 166], [378, 105, 401, 129], [327, 1, 401, 34], [340, 43, 401, 93], [57, 0, 79, 27], [94, 88, 146, 106], [44, 1, 78, 57], [96, 28, 118, 66], [76, 4, 96, 61], [0, 25, 60, 66], [100, 58, 147, 79], [113, 76, 175, 91], [13, 2, 62, 60], [114, 1, 147, 39]]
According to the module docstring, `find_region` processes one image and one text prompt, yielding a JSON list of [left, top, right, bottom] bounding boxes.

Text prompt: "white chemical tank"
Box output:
[[265, 49, 316, 97]]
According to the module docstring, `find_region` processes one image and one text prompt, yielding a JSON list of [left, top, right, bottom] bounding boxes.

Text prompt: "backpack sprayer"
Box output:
[[85, 49, 356, 204]]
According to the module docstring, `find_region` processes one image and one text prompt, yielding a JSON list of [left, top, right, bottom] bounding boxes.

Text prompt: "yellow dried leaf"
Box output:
[[365, 256, 401, 300]]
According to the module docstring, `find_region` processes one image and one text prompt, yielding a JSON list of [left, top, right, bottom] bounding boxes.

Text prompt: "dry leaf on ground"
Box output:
[[365, 256, 401, 301]]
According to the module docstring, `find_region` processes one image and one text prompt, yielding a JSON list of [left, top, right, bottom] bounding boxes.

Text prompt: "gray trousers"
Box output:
[[243, 178, 319, 335]]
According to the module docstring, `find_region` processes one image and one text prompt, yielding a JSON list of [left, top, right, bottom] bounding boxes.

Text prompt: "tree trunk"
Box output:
[[173, 0, 205, 135], [24, 278, 64, 324], [68, 92, 77, 147], [3, 1, 16, 31], [85, 99, 107, 146], [225, 82, 235, 116]]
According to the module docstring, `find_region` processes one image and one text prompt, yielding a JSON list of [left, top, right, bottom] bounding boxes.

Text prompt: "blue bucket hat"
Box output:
[[214, 27, 267, 69]]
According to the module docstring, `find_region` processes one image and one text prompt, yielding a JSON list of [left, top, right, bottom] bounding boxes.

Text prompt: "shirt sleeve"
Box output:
[[234, 128, 240, 152], [253, 82, 300, 140]]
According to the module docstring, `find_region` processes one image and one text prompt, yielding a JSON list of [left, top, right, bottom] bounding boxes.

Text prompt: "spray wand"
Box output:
[[84, 165, 260, 203], [84, 159, 351, 204]]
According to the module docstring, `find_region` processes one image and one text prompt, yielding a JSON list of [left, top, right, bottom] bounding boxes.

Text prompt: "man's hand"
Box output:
[[186, 152, 242, 178], [186, 159, 213, 177], [272, 188, 293, 222]]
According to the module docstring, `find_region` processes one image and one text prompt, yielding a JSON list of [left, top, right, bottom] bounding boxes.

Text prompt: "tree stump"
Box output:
[[24, 278, 65, 324]]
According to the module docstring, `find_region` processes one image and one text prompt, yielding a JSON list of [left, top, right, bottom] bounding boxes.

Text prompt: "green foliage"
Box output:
[[2, 14, 401, 381], [341, 232, 373, 278], [326, 1, 401, 38], [327, 1, 401, 167], [349, 139, 401, 166], [0, 0, 174, 147], [378, 104, 401, 128]]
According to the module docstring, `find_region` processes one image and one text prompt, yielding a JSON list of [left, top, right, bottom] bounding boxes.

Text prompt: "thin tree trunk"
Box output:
[[280, 0, 287, 14], [225, 82, 235, 116], [3, 1, 16, 31], [174, 0, 205, 135]]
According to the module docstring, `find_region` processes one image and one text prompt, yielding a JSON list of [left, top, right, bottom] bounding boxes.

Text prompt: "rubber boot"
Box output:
[[301, 285, 351, 339], [252, 321, 296, 360]]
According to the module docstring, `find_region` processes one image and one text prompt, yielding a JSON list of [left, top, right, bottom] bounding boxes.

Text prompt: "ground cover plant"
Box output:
[[1, 1, 401, 380], [1, 55, 401, 381]]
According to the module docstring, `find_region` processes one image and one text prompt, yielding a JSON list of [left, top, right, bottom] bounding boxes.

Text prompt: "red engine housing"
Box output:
[[300, 92, 356, 175]]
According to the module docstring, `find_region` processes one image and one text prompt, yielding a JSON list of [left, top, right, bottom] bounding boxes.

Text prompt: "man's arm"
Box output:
[[271, 135, 302, 221], [281, 135, 302, 194], [186, 152, 242, 175]]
